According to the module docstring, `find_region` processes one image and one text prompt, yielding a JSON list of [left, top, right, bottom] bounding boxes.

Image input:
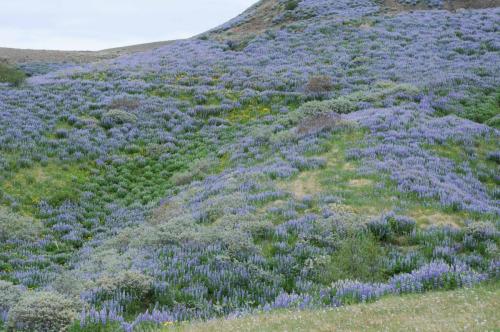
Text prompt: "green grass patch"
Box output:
[[460, 88, 500, 125], [227, 104, 272, 123], [0, 63, 26, 87], [226, 95, 301, 124], [146, 86, 194, 101], [74, 71, 109, 81], [1, 162, 89, 215]]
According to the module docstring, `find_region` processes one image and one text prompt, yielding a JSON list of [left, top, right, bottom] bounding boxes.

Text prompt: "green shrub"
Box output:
[[7, 291, 80, 332], [315, 233, 386, 284], [460, 89, 499, 124], [271, 129, 298, 145], [100, 109, 137, 128], [225, 40, 249, 52], [0, 63, 26, 87], [285, 0, 300, 10], [485, 114, 500, 129], [171, 157, 218, 186], [367, 217, 392, 241], [0, 280, 25, 312], [299, 97, 358, 116], [387, 215, 416, 236]]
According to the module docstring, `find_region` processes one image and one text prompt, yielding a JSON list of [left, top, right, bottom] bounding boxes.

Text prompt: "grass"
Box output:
[[167, 282, 500, 332], [1, 162, 89, 215], [227, 104, 272, 123]]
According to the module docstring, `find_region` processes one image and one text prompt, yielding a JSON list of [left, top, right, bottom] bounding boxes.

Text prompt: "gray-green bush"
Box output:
[[0, 280, 25, 312], [7, 292, 80, 332], [100, 109, 137, 128], [299, 97, 358, 116], [0, 207, 41, 242], [93, 270, 153, 298]]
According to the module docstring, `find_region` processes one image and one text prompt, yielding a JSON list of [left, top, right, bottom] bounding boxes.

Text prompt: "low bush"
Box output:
[[109, 97, 140, 111], [7, 291, 80, 332], [285, 0, 300, 10], [315, 233, 386, 284], [225, 40, 249, 52], [93, 270, 153, 298], [486, 151, 500, 164], [299, 97, 358, 116], [296, 112, 341, 136], [0, 207, 41, 242], [100, 109, 137, 129], [0, 63, 26, 87], [367, 217, 392, 241], [0, 280, 24, 312], [387, 215, 416, 236], [368, 213, 416, 240], [304, 75, 333, 98], [170, 157, 218, 186], [460, 90, 500, 124], [485, 114, 500, 129], [466, 221, 498, 241]]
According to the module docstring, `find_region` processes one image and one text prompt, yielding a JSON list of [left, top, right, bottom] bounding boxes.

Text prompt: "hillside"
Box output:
[[0, 0, 499, 331]]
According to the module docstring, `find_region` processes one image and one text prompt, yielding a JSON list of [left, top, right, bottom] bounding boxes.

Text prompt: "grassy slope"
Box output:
[[170, 282, 500, 332]]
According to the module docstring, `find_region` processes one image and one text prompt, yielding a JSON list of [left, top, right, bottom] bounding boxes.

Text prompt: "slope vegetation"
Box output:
[[0, 0, 499, 331]]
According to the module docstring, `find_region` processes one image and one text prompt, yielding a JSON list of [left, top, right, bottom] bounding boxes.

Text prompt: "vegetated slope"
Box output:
[[0, 0, 499, 331], [173, 282, 500, 332]]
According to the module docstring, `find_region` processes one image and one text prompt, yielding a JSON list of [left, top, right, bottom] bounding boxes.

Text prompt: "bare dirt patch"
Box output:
[[348, 179, 373, 187], [342, 162, 356, 171], [208, 0, 290, 42], [282, 171, 322, 199]]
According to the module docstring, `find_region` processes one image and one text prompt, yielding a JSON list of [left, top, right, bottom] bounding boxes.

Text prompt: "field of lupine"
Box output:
[[0, 0, 499, 331]]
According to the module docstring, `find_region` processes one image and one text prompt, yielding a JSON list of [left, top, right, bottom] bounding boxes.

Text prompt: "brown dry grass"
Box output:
[[281, 171, 322, 199], [408, 208, 463, 228]]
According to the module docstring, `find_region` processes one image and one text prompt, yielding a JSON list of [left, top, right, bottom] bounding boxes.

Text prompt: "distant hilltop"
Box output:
[[1, 0, 499, 65]]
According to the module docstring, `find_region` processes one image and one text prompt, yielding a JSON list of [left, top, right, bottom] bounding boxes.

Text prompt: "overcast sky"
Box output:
[[0, 0, 257, 51]]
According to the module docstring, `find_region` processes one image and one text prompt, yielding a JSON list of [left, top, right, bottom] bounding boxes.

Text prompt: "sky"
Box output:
[[0, 0, 257, 51]]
